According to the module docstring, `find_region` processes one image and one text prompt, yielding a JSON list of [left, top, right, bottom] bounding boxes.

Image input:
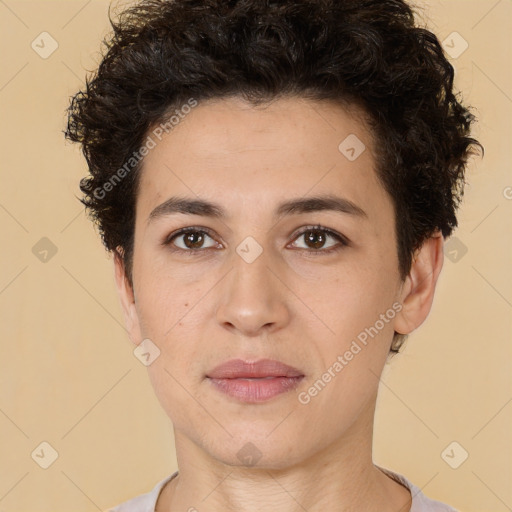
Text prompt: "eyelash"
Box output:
[[162, 225, 349, 256]]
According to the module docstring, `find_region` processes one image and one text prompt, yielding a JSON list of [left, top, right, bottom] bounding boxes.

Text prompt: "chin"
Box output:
[[203, 431, 311, 471]]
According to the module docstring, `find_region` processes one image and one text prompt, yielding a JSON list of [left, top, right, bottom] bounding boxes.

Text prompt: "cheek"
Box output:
[[139, 282, 208, 427], [298, 276, 397, 428], [134, 253, 204, 336], [134, 257, 211, 363], [297, 256, 396, 336], [299, 261, 400, 404]]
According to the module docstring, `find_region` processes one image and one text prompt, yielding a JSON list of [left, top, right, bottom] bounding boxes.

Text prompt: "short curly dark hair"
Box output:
[[65, 0, 481, 354]]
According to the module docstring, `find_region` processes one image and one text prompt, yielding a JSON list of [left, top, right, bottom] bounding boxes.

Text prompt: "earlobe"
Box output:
[[113, 249, 142, 346], [394, 232, 444, 335]]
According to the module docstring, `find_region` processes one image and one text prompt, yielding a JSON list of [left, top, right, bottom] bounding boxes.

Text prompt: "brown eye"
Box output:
[[165, 228, 218, 251], [290, 226, 348, 253], [303, 229, 328, 249], [182, 231, 206, 249]]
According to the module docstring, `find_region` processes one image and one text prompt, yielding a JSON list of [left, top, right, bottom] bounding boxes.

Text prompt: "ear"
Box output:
[[394, 231, 444, 335], [113, 249, 143, 346]]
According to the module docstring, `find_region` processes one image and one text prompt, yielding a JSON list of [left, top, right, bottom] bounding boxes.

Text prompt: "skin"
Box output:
[[114, 96, 444, 512]]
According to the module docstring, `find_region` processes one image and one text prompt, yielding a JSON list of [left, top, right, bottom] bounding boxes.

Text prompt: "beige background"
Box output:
[[0, 0, 510, 511]]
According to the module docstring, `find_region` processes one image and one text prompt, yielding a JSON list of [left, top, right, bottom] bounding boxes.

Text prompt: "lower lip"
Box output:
[[208, 376, 304, 403]]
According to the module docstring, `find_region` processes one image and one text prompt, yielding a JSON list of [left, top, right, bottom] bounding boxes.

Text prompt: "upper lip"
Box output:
[[207, 358, 304, 379]]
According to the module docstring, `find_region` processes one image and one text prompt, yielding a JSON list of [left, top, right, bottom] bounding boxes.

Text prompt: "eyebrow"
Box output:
[[147, 194, 368, 224]]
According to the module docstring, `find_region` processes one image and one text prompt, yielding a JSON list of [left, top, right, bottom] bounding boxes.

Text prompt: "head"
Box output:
[[66, 0, 480, 469]]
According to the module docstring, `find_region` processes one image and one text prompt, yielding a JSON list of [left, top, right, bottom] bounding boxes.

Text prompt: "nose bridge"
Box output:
[[232, 241, 272, 293], [215, 238, 289, 335]]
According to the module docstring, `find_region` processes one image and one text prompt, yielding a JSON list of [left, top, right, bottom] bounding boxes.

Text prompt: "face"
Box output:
[[115, 96, 436, 469]]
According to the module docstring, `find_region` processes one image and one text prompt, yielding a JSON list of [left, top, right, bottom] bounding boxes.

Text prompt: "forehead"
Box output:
[[135, 96, 390, 228]]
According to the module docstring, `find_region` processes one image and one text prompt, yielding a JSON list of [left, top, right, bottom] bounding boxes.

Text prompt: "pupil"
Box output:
[[306, 230, 325, 249], [185, 232, 204, 249]]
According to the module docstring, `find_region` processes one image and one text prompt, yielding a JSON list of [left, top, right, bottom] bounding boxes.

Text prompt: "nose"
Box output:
[[215, 244, 290, 337]]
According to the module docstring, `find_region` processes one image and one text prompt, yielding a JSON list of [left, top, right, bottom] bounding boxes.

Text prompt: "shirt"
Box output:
[[107, 465, 458, 512]]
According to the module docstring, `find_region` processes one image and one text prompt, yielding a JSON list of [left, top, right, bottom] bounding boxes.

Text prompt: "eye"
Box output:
[[289, 225, 348, 253], [163, 227, 220, 251]]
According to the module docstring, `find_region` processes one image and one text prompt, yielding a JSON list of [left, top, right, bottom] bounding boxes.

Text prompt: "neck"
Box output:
[[157, 401, 411, 512]]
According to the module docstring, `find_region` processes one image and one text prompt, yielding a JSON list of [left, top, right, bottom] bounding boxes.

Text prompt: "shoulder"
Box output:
[[377, 466, 459, 512], [105, 472, 178, 512]]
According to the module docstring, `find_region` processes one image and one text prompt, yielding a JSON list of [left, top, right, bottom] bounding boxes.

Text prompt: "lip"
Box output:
[[206, 358, 305, 403], [207, 358, 304, 379]]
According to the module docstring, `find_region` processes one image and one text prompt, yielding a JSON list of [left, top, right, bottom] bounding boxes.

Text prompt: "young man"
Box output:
[[66, 0, 480, 510]]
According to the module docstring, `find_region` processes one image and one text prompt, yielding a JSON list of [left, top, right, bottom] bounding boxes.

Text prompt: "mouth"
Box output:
[[206, 358, 305, 403]]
